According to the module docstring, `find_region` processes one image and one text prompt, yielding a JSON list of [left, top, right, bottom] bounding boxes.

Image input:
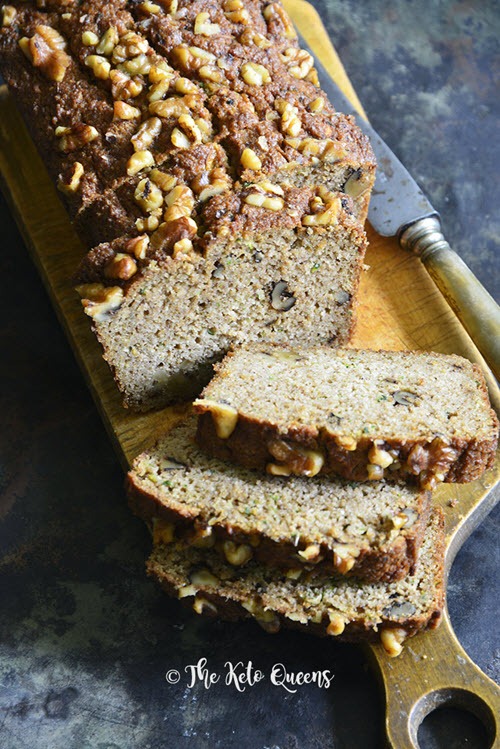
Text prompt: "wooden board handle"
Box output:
[[365, 608, 499, 748]]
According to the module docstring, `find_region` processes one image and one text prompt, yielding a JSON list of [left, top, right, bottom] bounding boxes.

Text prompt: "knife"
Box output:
[[300, 35, 500, 380]]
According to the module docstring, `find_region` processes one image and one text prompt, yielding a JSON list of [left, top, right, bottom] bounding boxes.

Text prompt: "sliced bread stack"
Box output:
[[127, 345, 498, 655]]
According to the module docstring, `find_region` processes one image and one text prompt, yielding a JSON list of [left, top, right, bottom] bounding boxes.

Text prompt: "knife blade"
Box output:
[[299, 34, 500, 379]]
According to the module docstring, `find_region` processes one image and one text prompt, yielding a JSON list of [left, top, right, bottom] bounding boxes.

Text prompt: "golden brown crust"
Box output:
[[145, 509, 446, 643], [126, 468, 432, 584]]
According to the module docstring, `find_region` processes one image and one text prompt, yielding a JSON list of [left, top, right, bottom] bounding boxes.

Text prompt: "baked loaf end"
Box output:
[[75, 189, 367, 410], [194, 345, 499, 488], [128, 415, 432, 583], [0, 0, 376, 244], [146, 508, 445, 655], [0, 0, 375, 411]]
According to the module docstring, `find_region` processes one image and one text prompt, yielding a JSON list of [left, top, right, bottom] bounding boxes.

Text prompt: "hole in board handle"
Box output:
[[409, 688, 497, 748]]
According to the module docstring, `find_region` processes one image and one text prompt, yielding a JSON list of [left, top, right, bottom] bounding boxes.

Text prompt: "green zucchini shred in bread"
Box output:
[[0, 0, 376, 411], [146, 508, 445, 657], [128, 416, 432, 583], [194, 345, 499, 488]]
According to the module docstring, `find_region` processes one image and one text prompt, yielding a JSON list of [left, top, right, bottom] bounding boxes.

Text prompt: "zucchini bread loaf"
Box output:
[[0, 0, 376, 410], [128, 416, 432, 583], [194, 345, 499, 488], [147, 508, 445, 656]]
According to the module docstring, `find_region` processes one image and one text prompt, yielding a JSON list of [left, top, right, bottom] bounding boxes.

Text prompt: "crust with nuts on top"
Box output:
[[146, 509, 445, 657], [194, 345, 499, 489]]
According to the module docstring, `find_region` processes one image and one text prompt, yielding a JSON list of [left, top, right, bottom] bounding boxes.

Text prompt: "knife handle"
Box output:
[[400, 216, 500, 380]]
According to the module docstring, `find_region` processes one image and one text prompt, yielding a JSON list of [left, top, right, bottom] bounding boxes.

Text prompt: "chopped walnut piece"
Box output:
[[85, 54, 111, 80], [96, 27, 119, 56], [19, 25, 71, 82], [263, 3, 297, 39], [241, 62, 271, 86], [110, 68, 143, 100], [163, 185, 195, 222], [57, 161, 84, 194], [113, 101, 141, 120], [150, 216, 197, 252], [194, 11, 221, 36], [76, 283, 124, 322], [380, 628, 407, 657], [127, 149, 155, 176], [104, 253, 138, 281], [135, 177, 164, 213], [131, 117, 162, 151], [241, 147, 262, 171], [81, 30, 99, 47], [1, 5, 16, 27], [56, 123, 98, 152], [192, 167, 231, 201], [125, 235, 150, 260]]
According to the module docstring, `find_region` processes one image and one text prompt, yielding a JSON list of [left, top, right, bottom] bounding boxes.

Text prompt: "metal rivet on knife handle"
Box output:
[[400, 216, 500, 380]]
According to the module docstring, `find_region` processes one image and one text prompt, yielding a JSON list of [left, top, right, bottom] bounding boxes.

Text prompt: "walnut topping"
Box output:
[[223, 0, 250, 23], [303, 190, 341, 226], [241, 62, 271, 86], [326, 613, 346, 636], [127, 149, 155, 176], [149, 60, 175, 83], [55, 123, 98, 152], [222, 541, 253, 566], [198, 399, 238, 438], [193, 596, 218, 615], [192, 167, 231, 201], [140, 1, 161, 14], [136, 215, 160, 232], [175, 76, 199, 95], [173, 238, 194, 256], [1, 5, 16, 26], [281, 47, 316, 81], [275, 99, 302, 137], [287, 137, 347, 163], [149, 216, 197, 251], [104, 253, 138, 281], [241, 147, 262, 171], [76, 283, 124, 322], [240, 29, 272, 49], [147, 77, 171, 102], [190, 569, 219, 587], [380, 627, 407, 657], [131, 117, 162, 151], [244, 181, 284, 210], [267, 438, 324, 477], [112, 31, 149, 64], [171, 113, 203, 147], [157, 0, 178, 13], [332, 543, 359, 574], [125, 234, 150, 260], [366, 463, 384, 480], [84, 54, 111, 80], [263, 3, 297, 39], [298, 544, 321, 562], [241, 600, 280, 633], [57, 161, 84, 194], [110, 68, 143, 100], [81, 30, 99, 46], [19, 25, 71, 82], [333, 434, 357, 451], [309, 96, 325, 113], [270, 280, 295, 311], [113, 101, 141, 120], [149, 169, 176, 193], [368, 441, 394, 469], [134, 177, 163, 213], [343, 168, 371, 198], [163, 185, 195, 222], [120, 53, 152, 77], [96, 27, 119, 56], [194, 11, 221, 36], [407, 436, 458, 489]]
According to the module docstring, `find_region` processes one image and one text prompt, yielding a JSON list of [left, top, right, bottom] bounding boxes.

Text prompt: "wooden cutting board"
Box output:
[[0, 1, 499, 746]]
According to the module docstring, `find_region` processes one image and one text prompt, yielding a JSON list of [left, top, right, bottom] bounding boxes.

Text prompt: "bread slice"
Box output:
[[127, 416, 432, 583], [146, 509, 445, 656], [75, 189, 367, 410], [194, 345, 499, 488]]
